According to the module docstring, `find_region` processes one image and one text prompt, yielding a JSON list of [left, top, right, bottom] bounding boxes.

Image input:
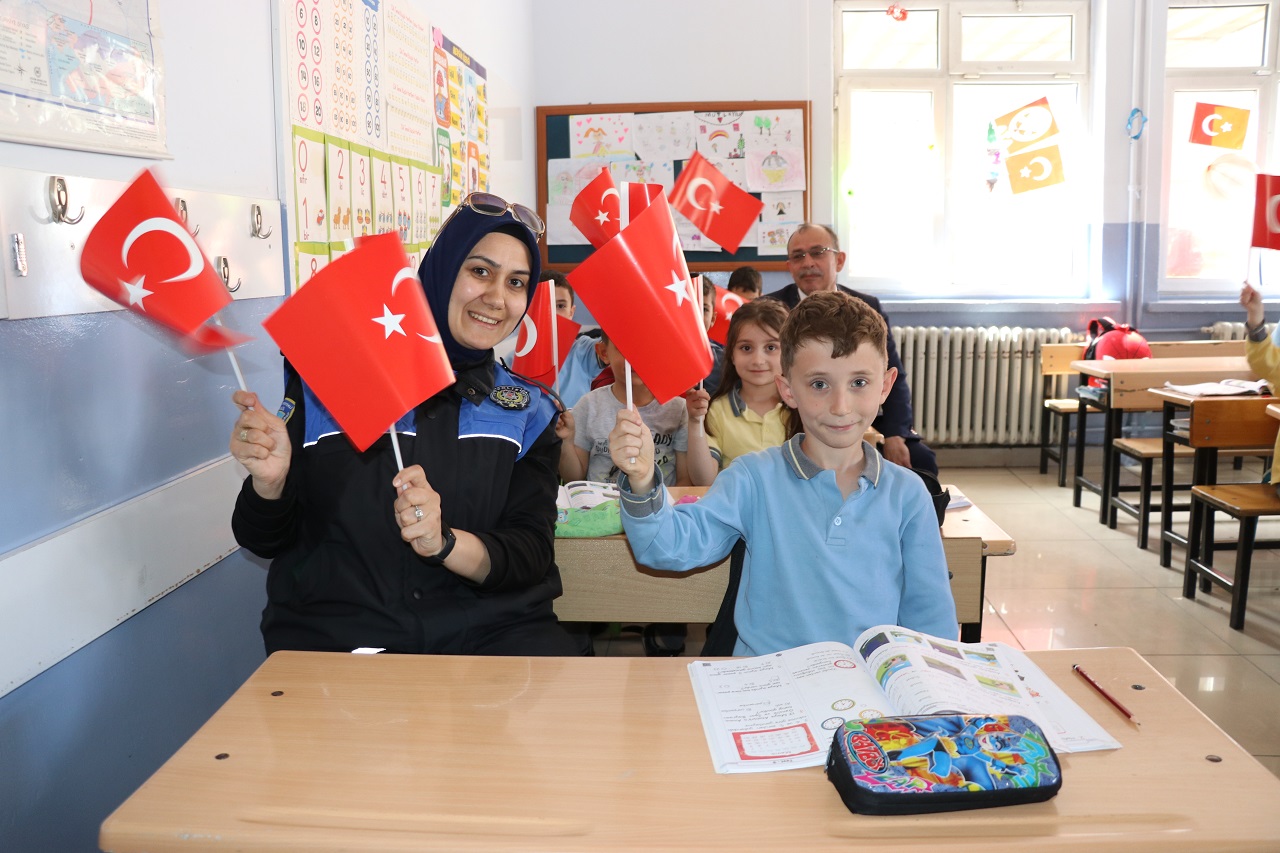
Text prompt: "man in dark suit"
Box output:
[[763, 223, 937, 475]]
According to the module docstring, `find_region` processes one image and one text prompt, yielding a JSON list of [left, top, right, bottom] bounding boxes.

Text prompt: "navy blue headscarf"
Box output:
[[416, 204, 542, 367]]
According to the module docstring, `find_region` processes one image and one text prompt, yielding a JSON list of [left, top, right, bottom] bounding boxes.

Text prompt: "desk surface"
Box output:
[[100, 648, 1280, 852], [1151, 389, 1278, 449], [1072, 357, 1256, 410]]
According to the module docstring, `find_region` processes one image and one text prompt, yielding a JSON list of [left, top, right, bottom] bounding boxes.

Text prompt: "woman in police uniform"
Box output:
[[229, 195, 578, 655]]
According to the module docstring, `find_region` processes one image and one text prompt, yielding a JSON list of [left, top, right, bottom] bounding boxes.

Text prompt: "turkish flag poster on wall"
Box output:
[[1189, 102, 1249, 150], [263, 233, 453, 451], [79, 169, 249, 352], [568, 197, 712, 403], [669, 151, 764, 253], [512, 278, 580, 387]]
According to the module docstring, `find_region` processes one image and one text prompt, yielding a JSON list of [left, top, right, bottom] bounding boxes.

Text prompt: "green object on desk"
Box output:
[[555, 500, 623, 537]]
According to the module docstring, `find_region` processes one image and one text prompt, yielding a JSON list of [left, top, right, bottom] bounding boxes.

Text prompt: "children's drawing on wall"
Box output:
[[746, 146, 806, 192], [757, 222, 799, 256], [570, 112, 636, 159], [633, 111, 697, 162], [695, 111, 747, 160], [609, 158, 675, 193], [673, 210, 719, 253], [744, 109, 803, 150]]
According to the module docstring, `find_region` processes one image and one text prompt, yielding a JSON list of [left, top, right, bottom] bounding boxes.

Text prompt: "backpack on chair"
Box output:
[[1083, 317, 1151, 387]]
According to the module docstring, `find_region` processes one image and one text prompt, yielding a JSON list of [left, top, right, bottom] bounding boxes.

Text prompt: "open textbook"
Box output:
[[1163, 378, 1270, 397], [688, 626, 1121, 774]]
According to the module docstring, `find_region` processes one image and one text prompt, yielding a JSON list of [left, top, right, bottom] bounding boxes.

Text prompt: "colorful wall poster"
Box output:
[[370, 149, 395, 233], [293, 127, 328, 244], [391, 155, 413, 243], [694, 111, 748, 160], [350, 143, 374, 238], [746, 146, 806, 193], [325, 137, 354, 243], [385, 1, 433, 158], [633, 111, 697, 162], [295, 244, 331, 289]]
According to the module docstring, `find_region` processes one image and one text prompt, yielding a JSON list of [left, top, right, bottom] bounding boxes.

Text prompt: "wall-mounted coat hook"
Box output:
[[249, 203, 273, 239], [214, 255, 242, 293], [174, 197, 200, 237], [48, 176, 85, 225]]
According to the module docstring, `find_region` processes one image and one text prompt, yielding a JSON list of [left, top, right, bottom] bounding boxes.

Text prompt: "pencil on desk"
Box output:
[[1073, 663, 1142, 726]]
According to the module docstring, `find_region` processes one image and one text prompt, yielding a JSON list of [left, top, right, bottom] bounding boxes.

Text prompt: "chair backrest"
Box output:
[[1148, 339, 1246, 358], [1041, 343, 1086, 376]]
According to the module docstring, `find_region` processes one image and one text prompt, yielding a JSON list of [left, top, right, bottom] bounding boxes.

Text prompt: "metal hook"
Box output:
[[174, 197, 200, 237], [48, 176, 85, 225], [214, 255, 242, 293], [250, 203, 273, 239]]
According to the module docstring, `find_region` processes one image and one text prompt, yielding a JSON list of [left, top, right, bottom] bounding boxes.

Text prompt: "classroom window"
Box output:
[[836, 1, 1090, 298], [1159, 2, 1280, 296]]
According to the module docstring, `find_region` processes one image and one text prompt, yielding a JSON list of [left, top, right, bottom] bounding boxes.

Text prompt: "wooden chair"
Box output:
[[1040, 343, 1097, 487], [1184, 483, 1280, 630], [1108, 437, 1195, 549]]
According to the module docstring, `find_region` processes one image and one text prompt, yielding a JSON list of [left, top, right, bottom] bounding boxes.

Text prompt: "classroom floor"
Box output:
[[592, 458, 1280, 780]]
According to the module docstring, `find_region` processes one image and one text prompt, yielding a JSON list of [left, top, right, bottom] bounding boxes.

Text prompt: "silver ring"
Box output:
[[238, 429, 248, 442], [413, 506, 424, 520]]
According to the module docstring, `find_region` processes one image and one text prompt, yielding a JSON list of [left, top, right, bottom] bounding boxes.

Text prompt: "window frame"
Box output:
[[835, 0, 1094, 299], [947, 0, 1090, 77], [1156, 0, 1280, 298]]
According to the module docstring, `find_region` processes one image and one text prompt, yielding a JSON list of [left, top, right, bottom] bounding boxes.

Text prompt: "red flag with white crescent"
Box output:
[[513, 277, 580, 386], [568, 196, 712, 403], [569, 168, 621, 249], [669, 152, 763, 253], [263, 233, 453, 451], [1252, 174, 1280, 250], [79, 169, 249, 352], [708, 284, 745, 346]]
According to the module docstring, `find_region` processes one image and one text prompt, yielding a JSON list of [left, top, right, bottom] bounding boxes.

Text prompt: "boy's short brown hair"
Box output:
[[726, 265, 762, 295], [779, 290, 887, 375]]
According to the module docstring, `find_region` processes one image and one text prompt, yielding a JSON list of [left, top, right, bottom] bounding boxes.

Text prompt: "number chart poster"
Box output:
[[281, 0, 485, 291]]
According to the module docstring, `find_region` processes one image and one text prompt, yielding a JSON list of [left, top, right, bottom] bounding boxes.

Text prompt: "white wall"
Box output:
[[533, 0, 836, 223]]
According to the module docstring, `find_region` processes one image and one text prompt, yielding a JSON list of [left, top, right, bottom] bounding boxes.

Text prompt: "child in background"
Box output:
[[700, 276, 726, 394], [557, 330, 691, 488], [687, 299, 792, 486], [608, 291, 956, 656], [545, 270, 606, 409], [1240, 283, 1280, 480], [727, 265, 762, 301]]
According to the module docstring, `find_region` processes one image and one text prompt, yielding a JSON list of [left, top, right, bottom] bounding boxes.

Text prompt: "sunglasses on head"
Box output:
[[442, 192, 545, 239]]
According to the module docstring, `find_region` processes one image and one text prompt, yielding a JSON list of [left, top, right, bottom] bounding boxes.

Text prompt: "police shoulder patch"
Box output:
[[490, 385, 531, 410], [277, 397, 297, 424]]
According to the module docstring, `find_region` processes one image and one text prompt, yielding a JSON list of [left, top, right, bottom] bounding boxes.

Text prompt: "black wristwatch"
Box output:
[[424, 520, 456, 565]]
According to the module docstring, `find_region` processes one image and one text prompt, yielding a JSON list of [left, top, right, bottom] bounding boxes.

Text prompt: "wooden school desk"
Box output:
[[552, 487, 1014, 643], [99, 647, 1280, 852], [1070, 357, 1257, 525], [1153, 389, 1279, 568]]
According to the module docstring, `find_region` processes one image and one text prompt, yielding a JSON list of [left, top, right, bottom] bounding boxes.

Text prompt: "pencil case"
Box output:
[[825, 713, 1062, 815]]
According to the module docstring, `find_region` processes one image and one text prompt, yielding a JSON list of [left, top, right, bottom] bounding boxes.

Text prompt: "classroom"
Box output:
[[3, 1, 1280, 849]]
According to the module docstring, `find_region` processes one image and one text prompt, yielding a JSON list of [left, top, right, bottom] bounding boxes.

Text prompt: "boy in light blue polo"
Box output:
[[608, 291, 956, 655]]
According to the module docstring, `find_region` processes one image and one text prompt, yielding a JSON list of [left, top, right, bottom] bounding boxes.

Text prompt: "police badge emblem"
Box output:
[[490, 385, 531, 409]]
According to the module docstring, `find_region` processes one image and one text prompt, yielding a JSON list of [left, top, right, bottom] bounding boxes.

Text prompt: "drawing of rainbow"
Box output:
[[707, 130, 730, 143]]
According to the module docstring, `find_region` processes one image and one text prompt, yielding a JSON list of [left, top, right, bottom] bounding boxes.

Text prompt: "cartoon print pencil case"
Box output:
[[825, 713, 1062, 815]]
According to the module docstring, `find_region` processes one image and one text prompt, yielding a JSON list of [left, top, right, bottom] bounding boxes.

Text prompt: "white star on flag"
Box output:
[[1020, 166, 1032, 178], [665, 273, 692, 306], [594, 210, 610, 226], [710, 200, 723, 215], [120, 275, 153, 309], [373, 304, 406, 338], [1222, 121, 1233, 132]]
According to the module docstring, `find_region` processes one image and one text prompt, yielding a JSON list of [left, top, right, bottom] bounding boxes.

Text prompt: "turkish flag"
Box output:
[[569, 167, 620, 249], [621, 181, 664, 224], [512, 278, 580, 387], [995, 96, 1060, 155], [1190, 102, 1249, 150], [707, 284, 745, 346], [263, 233, 453, 451], [568, 196, 712, 403], [79, 169, 249, 352], [1006, 145, 1066, 194], [1252, 174, 1280, 250], [669, 152, 763, 253]]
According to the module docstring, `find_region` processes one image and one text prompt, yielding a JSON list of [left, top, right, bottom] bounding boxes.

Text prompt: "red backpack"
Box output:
[[1083, 318, 1150, 387]]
